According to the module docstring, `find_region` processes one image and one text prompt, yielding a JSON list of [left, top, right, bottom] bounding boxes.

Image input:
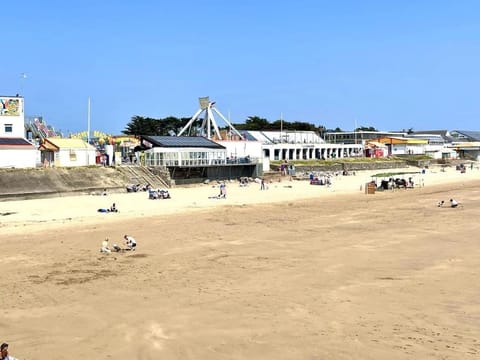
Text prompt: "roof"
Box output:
[[0, 137, 35, 148], [452, 130, 480, 141], [365, 141, 387, 148], [412, 130, 456, 143], [375, 136, 428, 145], [141, 135, 225, 149], [45, 138, 95, 149], [449, 141, 480, 149]]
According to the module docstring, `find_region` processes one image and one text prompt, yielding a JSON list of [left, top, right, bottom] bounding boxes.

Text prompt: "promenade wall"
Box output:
[[0, 167, 130, 200]]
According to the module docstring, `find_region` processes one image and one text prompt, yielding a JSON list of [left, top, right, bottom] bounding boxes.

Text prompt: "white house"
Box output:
[[0, 95, 37, 168], [39, 138, 96, 167]]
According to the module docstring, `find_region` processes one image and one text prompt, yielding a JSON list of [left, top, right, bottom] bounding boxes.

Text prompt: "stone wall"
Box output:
[[271, 160, 408, 174], [0, 167, 131, 200]]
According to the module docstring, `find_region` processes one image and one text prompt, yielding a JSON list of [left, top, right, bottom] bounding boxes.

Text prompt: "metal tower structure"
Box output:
[[177, 97, 244, 140]]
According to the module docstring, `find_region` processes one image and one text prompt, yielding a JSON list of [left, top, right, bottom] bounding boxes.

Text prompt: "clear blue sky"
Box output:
[[3, 0, 479, 135]]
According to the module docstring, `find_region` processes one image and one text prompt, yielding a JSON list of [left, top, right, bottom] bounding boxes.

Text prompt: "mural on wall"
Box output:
[[0, 98, 21, 116]]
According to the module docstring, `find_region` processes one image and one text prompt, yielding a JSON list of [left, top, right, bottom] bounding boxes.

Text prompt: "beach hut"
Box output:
[[39, 138, 96, 167]]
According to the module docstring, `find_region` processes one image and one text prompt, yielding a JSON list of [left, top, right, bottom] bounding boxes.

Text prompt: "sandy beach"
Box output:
[[1, 165, 480, 359]]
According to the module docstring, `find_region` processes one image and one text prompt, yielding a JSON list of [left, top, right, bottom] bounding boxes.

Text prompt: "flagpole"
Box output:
[[280, 112, 283, 143], [87, 97, 91, 144], [354, 118, 357, 144]]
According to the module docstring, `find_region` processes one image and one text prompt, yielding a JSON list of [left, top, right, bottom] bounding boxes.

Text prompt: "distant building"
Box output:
[[0, 95, 37, 168], [323, 130, 406, 145], [447, 131, 480, 160], [1, 95, 25, 137], [243, 130, 363, 162], [449, 130, 480, 142], [140, 135, 260, 182], [370, 136, 428, 156], [39, 138, 96, 167]]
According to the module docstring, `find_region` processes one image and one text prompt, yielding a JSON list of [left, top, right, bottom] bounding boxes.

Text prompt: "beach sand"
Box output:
[[1, 166, 479, 359]]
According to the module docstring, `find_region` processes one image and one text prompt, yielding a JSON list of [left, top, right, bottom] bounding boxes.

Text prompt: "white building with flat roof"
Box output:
[[0, 95, 37, 168], [1, 95, 25, 138]]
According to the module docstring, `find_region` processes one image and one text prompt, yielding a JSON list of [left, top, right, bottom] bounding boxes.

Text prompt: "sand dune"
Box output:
[[1, 165, 479, 359]]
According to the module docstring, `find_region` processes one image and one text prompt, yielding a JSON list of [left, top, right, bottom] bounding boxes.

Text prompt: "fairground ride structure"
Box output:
[[177, 97, 244, 140]]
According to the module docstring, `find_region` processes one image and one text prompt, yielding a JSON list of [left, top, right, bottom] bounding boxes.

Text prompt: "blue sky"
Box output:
[[3, 0, 479, 135]]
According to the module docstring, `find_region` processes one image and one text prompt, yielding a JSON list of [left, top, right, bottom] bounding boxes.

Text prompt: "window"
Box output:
[[4, 124, 13, 133]]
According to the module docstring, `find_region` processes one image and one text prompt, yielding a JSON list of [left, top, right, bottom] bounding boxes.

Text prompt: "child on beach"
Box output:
[[100, 238, 111, 253]]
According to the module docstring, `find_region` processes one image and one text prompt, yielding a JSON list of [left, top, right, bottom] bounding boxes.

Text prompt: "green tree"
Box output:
[[122, 116, 159, 136], [122, 116, 190, 136], [244, 116, 270, 130], [124, 113, 329, 138]]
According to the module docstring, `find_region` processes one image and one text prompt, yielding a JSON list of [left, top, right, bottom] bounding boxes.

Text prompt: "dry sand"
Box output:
[[1, 166, 479, 359]]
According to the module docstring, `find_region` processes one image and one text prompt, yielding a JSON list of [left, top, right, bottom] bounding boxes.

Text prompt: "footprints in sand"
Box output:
[[145, 322, 171, 350], [118, 321, 171, 352], [29, 267, 116, 285]]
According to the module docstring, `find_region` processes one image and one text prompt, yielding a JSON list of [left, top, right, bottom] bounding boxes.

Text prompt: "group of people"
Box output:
[[437, 198, 460, 208], [126, 183, 150, 192], [1, 343, 16, 360], [100, 234, 137, 253], [148, 188, 171, 200]]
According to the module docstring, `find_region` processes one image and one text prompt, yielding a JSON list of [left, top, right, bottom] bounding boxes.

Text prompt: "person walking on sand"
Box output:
[[1, 343, 18, 360], [219, 182, 227, 198], [260, 178, 266, 190]]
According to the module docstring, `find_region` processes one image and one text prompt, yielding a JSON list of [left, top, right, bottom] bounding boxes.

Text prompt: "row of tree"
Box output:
[[122, 115, 378, 137]]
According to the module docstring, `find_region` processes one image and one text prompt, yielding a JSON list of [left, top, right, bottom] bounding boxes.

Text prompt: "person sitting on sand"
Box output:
[[159, 189, 171, 199], [112, 243, 122, 252], [110, 203, 118, 212], [437, 200, 445, 207], [450, 198, 459, 208], [124, 234, 137, 251], [100, 238, 111, 253], [149, 189, 159, 200], [1, 343, 17, 360]]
